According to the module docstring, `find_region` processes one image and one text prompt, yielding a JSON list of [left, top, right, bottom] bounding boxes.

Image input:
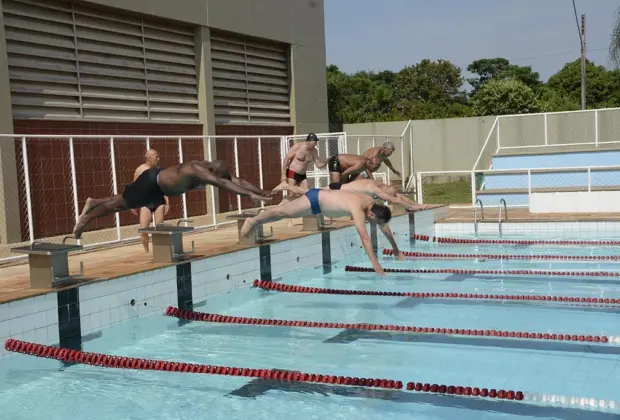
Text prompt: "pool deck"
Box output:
[[0, 205, 439, 305], [439, 207, 620, 223]]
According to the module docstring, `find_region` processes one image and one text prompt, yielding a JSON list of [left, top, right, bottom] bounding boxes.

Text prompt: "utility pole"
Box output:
[[580, 14, 587, 110]]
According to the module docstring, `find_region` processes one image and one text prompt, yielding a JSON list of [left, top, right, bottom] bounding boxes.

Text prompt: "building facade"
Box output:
[[0, 0, 329, 243]]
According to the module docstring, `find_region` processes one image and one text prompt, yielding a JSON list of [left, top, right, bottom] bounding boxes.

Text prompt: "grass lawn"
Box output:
[[421, 179, 472, 205]]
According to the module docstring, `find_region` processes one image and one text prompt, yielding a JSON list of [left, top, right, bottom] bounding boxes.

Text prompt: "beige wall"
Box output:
[[73, 0, 330, 134]]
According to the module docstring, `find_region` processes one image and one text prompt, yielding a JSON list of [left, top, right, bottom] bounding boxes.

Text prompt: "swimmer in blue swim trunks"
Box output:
[[240, 189, 402, 276]]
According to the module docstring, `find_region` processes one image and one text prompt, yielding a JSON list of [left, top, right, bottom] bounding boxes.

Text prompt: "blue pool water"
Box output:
[[1, 231, 620, 420]]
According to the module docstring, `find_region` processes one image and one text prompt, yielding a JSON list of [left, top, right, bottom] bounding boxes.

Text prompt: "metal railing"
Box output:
[[0, 132, 347, 262], [416, 163, 620, 208], [495, 107, 620, 153]]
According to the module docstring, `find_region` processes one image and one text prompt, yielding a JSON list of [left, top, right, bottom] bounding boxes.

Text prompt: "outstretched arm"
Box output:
[[311, 149, 327, 169], [373, 189, 417, 210], [194, 168, 271, 201], [274, 183, 308, 195], [351, 208, 384, 276], [383, 158, 401, 176], [378, 223, 404, 260]]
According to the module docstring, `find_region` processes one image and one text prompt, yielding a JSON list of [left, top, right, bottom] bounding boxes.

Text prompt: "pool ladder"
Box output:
[[474, 199, 484, 236], [498, 198, 508, 237]]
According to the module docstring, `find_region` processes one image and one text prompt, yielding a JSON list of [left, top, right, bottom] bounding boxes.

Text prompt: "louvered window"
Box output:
[[210, 31, 290, 125], [3, 0, 199, 121]]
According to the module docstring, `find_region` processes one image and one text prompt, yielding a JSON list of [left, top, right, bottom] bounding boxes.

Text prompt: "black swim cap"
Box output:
[[306, 133, 318, 142]]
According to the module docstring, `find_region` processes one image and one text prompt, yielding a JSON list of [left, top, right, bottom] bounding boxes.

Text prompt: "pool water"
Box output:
[[1, 230, 620, 420]]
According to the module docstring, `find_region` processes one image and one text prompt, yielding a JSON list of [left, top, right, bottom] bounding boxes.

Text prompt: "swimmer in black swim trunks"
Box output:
[[132, 149, 169, 253], [240, 189, 402, 276], [72, 160, 274, 239], [327, 154, 379, 184]]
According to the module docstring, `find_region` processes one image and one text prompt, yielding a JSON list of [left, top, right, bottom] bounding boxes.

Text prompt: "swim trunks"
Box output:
[[328, 182, 343, 190], [286, 169, 307, 183], [305, 188, 322, 215], [122, 167, 164, 209], [145, 197, 165, 213], [327, 155, 342, 173]]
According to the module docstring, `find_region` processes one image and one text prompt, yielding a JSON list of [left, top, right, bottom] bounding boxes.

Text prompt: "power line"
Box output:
[[572, 0, 583, 46], [507, 47, 606, 63]]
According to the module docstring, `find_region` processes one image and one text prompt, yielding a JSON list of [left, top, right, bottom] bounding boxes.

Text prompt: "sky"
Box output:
[[324, 0, 620, 83]]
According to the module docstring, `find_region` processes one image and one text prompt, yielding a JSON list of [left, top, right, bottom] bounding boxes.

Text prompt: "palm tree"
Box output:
[[610, 6, 620, 67]]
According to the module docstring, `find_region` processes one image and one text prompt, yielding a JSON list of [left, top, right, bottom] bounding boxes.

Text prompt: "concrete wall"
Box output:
[[344, 108, 620, 176]]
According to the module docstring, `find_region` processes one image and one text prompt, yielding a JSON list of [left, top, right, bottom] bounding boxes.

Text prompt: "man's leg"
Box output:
[[73, 195, 128, 238], [139, 207, 154, 252], [240, 195, 313, 238]]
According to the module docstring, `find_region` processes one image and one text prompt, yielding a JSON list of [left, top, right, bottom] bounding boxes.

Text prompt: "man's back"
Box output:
[[316, 189, 374, 216]]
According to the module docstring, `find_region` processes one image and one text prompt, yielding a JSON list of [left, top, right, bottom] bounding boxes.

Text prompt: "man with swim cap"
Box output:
[[73, 160, 273, 239], [327, 154, 379, 184], [359, 141, 401, 180], [240, 189, 404, 276], [132, 149, 170, 253], [281, 133, 327, 189], [273, 178, 427, 212]]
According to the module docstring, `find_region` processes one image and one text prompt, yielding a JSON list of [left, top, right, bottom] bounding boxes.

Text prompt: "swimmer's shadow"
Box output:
[[229, 379, 615, 420]]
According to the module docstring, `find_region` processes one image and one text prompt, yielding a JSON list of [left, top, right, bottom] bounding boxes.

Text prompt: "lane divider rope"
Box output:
[[164, 305, 618, 345], [411, 234, 620, 246], [344, 265, 620, 277], [252, 279, 620, 307], [383, 248, 620, 262], [4, 338, 525, 401]]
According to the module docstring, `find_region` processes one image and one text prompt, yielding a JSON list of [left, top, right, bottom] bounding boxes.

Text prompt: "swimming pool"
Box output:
[[1, 227, 619, 420]]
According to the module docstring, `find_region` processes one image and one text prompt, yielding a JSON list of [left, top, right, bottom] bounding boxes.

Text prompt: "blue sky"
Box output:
[[324, 0, 620, 82]]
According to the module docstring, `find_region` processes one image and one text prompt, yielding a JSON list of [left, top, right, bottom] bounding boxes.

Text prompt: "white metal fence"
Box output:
[[417, 164, 620, 208], [0, 132, 347, 261]]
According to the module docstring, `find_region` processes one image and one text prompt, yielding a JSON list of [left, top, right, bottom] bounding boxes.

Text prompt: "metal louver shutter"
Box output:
[[3, 0, 81, 119], [3, 0, 199, 122], [211, 31, 290, 125]]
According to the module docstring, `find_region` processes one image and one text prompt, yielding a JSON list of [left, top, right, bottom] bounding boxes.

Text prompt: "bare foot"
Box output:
[[272, 182, 289, 192], [240, 218, 256, 238], [251, 193, 273, 202], [80, 197, 93, 217], [72, 214, 87, 239]]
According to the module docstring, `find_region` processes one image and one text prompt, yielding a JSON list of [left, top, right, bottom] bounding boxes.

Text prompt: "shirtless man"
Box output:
[[281, 133, 327, 190], [327, 154, 379, 184], [132, 149, 170, 252], [73, 160, 273, 239], [240, 189, 405, 276], [273, 178, 427, 211], [360, 142, 401, 179]]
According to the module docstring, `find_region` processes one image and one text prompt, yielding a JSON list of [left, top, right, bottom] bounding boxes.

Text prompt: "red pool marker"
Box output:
[[343, 265, 620, 277], [164, 306, 614, 345], [251, 279, 620, 307], [382, 249, 620, 262], [411, 234, 620, 247]]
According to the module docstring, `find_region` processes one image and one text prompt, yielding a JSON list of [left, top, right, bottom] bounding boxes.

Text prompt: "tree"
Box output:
[[546, 59, 620, 109], [393, 59, 471, 119], [471, 79, 543, 116], [467, 58, 541, 94]]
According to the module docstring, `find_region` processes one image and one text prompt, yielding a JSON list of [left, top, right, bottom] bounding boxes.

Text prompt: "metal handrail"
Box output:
[[474, 199, 484, 236], [498, 198, 508, 237]]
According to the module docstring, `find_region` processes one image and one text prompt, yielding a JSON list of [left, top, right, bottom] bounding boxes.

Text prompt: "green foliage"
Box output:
[[327, 56, 620, 124], [471, 79, 543, 116]]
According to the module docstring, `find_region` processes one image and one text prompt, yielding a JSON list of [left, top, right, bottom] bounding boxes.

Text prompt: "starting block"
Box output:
[[301, 214, 333, 231], [227, 210, 273, 245], [139, 219, 196, 262], [10, 236, 84, 289]]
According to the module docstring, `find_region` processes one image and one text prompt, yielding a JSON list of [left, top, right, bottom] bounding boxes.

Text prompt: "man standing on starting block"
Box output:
[[240, 189, 406, 276]]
